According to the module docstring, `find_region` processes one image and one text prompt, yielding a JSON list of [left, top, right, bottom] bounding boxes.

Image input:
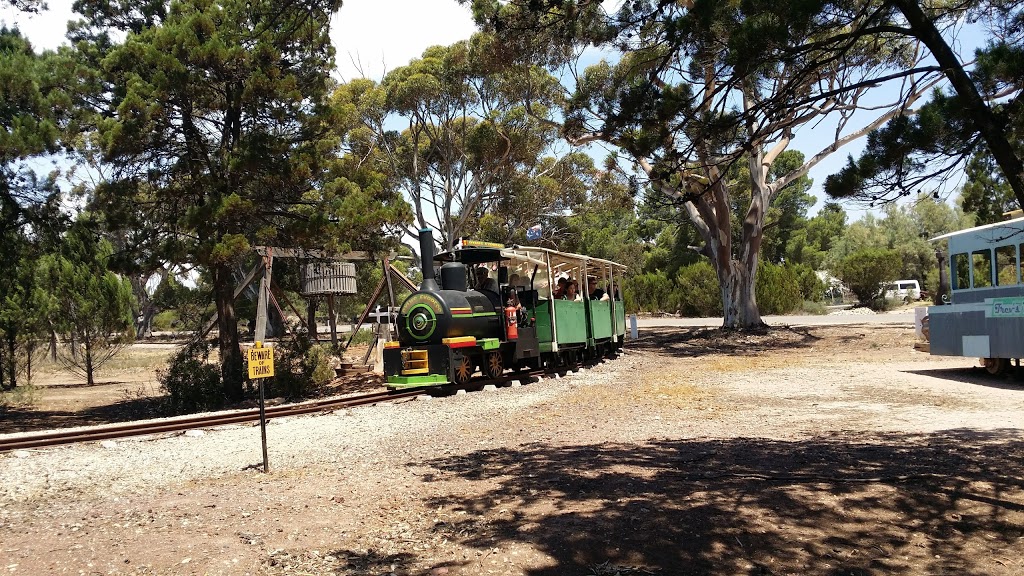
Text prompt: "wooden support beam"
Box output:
[[200, 259, 265, 337], [254, 249, 274, 342], [254, 246, 372, 261]]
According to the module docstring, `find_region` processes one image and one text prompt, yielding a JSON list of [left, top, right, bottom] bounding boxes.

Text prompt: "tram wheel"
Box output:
[[484, 351, 504, 379], [453, 354, 474, 386], [983, 357, 1009, 376]]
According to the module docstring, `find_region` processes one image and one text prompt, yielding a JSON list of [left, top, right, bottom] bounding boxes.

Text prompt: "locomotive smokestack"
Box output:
[[418, 228, 440, 292]]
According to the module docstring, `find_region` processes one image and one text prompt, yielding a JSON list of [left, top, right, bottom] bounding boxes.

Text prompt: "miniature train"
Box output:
[[383, 229, 627, 388]]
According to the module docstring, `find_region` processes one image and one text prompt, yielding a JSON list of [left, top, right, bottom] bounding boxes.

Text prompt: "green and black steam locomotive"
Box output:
[[384, 229, 627, 388]]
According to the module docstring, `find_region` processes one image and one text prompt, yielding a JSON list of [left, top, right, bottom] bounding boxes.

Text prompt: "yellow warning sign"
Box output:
[[247, 342, 275, 379]]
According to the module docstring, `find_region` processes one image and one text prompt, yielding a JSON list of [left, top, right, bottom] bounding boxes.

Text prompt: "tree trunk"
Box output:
[[25, 340, 34, 385], [0, 336, 6, 390], [718, 258, 764, 329], [6, 335, 15, 389], [84, 336, 95, 387], [214, 262, 244, 401]]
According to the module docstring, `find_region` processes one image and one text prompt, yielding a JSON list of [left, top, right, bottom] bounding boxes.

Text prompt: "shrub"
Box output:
[[267, 330, 336, 399], [674, 261, 722, 317], [755, 261, 803, 314], [835, 248, 902, 304], [158, 340, 223, 415], [623, 272, 674, 313], [152, 310, 180, 331], [788, 262, 826, 302], [800, 300, 828, 315]]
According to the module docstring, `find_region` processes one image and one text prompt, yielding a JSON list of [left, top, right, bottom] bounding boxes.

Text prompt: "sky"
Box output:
[[2, 0, 963, 221], [1, 0, 479, 79]]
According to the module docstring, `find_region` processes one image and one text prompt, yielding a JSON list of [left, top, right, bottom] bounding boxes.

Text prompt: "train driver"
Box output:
[[475, 266, 499, 293]]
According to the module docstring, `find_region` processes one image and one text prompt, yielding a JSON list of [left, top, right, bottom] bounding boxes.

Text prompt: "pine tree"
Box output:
[[75, 0, 409, 400], [37, 220, 136, 387]]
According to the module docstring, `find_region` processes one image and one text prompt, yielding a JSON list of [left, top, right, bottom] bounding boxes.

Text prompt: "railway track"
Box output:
[[0, 389, 423, 453], [0, 358, 604, 453]]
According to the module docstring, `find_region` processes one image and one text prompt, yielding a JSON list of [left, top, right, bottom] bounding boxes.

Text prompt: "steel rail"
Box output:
[[0, 390, 422, 453]]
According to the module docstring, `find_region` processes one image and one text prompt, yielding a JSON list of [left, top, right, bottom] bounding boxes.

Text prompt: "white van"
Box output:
[[883, 280, 921, 301]]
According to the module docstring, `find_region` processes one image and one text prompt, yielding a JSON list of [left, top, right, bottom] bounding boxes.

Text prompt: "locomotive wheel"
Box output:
[[983, 357, 1009, 376], [485, 351, 504, 379], [453, 354, 474, 386]]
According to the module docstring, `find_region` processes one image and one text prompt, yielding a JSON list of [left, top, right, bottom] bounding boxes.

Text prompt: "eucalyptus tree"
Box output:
[[75, 0, 410, 400], [337, 36, 585, 253], [468, 0, 943, 327]]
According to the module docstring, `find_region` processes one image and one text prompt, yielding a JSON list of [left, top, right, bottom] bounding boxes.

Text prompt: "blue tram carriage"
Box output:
[[383, 229, 627, 388], [925, 216, 1024, 374]]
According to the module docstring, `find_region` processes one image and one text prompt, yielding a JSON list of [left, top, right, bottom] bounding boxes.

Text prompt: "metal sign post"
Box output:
[[246, 341, 275, 473]]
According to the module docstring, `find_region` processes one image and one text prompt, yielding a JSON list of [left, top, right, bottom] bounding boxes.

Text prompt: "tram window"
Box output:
[[952, 252, 970, 290], [996, 245, 1018, 285], [972, 249, 993, 288]]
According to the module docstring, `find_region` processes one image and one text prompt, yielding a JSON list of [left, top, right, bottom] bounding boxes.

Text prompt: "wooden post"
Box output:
[[306, 296, 317, 341], [254, 249, 273, 343], [327, 294, 338, 348], [375, 320, 387, 373]]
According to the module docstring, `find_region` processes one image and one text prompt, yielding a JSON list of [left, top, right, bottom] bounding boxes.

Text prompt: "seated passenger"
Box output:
[[506, 274, 523, 308], [552, 277, 568, 299], [587, 276, 610, 301], [564, 280, 583, 301]]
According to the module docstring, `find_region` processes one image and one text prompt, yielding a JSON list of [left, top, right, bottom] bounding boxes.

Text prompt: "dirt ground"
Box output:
[[2, 324, 1024, 576]]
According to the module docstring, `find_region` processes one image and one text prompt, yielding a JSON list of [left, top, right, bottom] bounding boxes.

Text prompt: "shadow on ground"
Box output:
[[410, 429, 1024, 575], [0, 396, 164, 434], [632, 325, 822, 358], [903, 367, 1024, 391]]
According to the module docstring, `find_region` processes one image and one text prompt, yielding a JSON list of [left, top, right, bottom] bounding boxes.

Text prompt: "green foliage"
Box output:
[[819, 0, 1024, 209], [472, 0, 922, 327], [267, 331, 335, 399], [0, 26, 71, 234], [674, 261, 722, 317], [835, 248, 903, 306], [787, 203, 847, 269], [0, 382, 41, 409], [623, 272, 674, 314], [789, 263, 826, 303], [158, 340, 223, 415], [152, 310, 179, 332], [960, 150, 1017, 225], [755, 262, 802, 315], [37, 220, 136, 386]]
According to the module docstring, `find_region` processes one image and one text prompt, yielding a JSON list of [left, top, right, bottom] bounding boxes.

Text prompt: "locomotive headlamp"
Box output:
[[404, 302, 438, 341]]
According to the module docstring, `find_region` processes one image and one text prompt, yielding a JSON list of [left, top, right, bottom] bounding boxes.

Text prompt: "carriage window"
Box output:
[[952, 253, 970, 290], [972, 249, 993, 288], [996, 245, 1018, 285]]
